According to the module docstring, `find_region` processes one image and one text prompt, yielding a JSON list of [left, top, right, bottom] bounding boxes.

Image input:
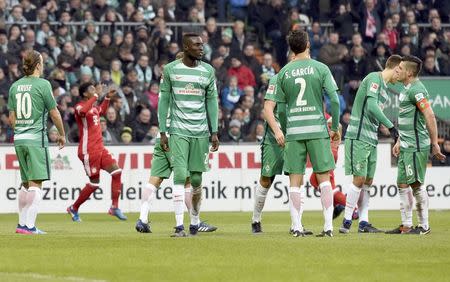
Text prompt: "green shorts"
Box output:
[[345, 139, 377, 179], [169, 135, 210, 172], [261, 141, 284, 177], [15, 145, 51, 182], [397, 150, 428, 185], [150, 141, 172, 179], [284, 138, 335, 174]]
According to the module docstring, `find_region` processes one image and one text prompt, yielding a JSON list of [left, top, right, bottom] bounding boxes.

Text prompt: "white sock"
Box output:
[[358, 184, 371, 223], [289, 187, 303, 232], [399, 187, 413, 227], [185, 187, 192, 212], [18, 186, 29, 226], [26, 187, 42, 229], [319, 181, 333, 232], [172, 185, 185, 227], [139, 183, 156, 223], [413, 185, 429, 229], [252, 183, 269, 223], [344, 183, 361, 221], [190, 187, 202, 226]]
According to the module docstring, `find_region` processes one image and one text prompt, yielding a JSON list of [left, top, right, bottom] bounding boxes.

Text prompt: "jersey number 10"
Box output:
[[295, 78, 307, 106], [15, 92, 32, 119]]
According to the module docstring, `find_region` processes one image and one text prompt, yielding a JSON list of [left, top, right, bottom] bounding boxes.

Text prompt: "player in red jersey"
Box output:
[[67, 82, 127, 221], [309, 114, 358, 220]]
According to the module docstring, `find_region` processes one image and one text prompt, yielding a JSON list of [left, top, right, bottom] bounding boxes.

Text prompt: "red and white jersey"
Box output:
[[75, 96, 110, 156]]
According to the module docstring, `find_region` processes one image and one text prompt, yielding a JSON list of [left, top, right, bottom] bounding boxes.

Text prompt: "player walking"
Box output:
[[272, 30, 341, 237], [8, 50, 66, 234], [386, 55, 445, 235], [339, 55, 402, 234], [67, 82, 127, 221], [158, 33, 219, 237]]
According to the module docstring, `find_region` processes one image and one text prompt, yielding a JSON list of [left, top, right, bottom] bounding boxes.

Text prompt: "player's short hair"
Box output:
[[182, 33, 200, 47], [401, 55, 422, 77], [385, 54, 402, 69], [22, 50, 41, 76], [287, 30, 309, 55], [79, 82, 95, 98]]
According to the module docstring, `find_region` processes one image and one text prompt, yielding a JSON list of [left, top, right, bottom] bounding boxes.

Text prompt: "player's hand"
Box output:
[[274, 128, 285, 147], [107, 88, 117, 98], [210, 133, 219, 152], [57, 136, 66, 150], [389, 127, 399, 143], [392, 141, 400, 157], [330, 130, 341, 142], [431, 143, 445, 161], [160, 133, 169, 152]]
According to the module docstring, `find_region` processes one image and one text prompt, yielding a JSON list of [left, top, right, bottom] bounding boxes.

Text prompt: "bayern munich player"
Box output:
[[67, 82, 127, 221]]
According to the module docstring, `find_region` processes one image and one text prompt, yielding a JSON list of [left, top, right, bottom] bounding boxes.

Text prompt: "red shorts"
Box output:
[[79, 148, 116, 178]]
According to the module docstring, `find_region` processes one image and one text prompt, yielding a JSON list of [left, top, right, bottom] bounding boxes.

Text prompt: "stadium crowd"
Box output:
[[0, 0, 448, 159]]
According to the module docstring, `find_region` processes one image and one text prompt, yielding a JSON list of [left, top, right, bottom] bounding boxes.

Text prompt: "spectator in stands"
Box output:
[[81, 55, 100, 83], [359, 0, 381, 46], [308, 21, 325, 60], [221, 119, 244, 143], [368, 42, 390, 72], [422, 55, 441, 76], [84, 21, 99, 50], [138, 0, 156, 22], [333, 3, 360, 45], [382, 17, 399, 51], [231, 20, 248, 54], [229, 0, 250, 21], [267, 0, 289, 66], [143, 81, 159, 112], [91, 0, 109, 21], [101, 116, 118, 144], [56, 24, 73, 46], [92, 33, 117, 70], [144, 125, 159, 144], [121, 127, 133, 144], [48, 125, 59, 143], [131, 107, 154, 142], [318, 32, 348, 90], [221, 75, 243, 112], [134, 54, 152, 90], [349, 32, 370, 54], [106, 107, 123, 141], [8, 5, 27, 24], [211, 52, 227, 91], [340, 109, 351, 140], [110, 59, 124, 86], [74, 31, 91, 60], [261, 53, 276, 80], [227, 53, 256, 89], [36, 21, 53, 47], [0, 67, 10, 100], [432, 137, 450, 166], [205, 17, 222, 48], [244, 121, 264, 143], [200, 30, 212, 61], [344, 45, 368, 107], [242, 43, 261, 82], [0, 29, 8, 54]]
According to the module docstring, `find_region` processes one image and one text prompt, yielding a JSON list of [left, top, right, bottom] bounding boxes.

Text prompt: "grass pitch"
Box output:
[[1, 211, 450, 282]]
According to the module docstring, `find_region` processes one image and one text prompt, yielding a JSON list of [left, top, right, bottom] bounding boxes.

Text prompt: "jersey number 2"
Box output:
[[295, 78, 307, 106], [15, 92, 32, 119]]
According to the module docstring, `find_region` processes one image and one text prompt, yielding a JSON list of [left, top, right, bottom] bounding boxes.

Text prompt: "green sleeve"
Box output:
[[7, 85, 15, 111], [158, 67, 171, 133], [42, 80, 57, 110], [365, 74, 381, 99], [327, 90, 340, 131], [274, 73, 286, 103], [408, 88, 429, 105], [367, 96, 394, 128], [206, 69, 218, 133], [277, 102, 287, 134], [265, 76, 279, 102]]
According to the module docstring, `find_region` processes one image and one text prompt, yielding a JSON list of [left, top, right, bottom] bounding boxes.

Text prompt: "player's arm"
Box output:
[[43, 81, 65, 148], [419, 99, 445, 160], [76, 96, 98, 117], [366, 96, 398, 142], [322, 66, 341, 141], [158, 67, 171, 151], [8, 111, 16, 130], [267, 75, 287, 147], [206, 70, 219, 152], [263, 100, 284, 147]]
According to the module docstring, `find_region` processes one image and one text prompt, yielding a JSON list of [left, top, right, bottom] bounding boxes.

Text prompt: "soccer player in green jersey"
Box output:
[[8, 50, 65, 234], [272, 30, 341, 237], [386, 55, 445, 235], [158, 34, 219, 237], [340, 55, 402, 234]]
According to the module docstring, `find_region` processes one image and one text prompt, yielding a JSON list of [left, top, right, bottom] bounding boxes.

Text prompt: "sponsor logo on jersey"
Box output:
[[370, 82, 379, 93], [415, 92, 424, 102]]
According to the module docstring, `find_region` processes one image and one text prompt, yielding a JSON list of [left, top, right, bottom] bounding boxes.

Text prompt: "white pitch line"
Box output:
[[0, 272, 108, 282]]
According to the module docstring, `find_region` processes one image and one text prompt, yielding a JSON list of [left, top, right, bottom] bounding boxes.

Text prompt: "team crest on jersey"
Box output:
[[185, 83, 194, 90], [264, 164, 270, 172], [267, 85, 275, 94], [369, 82, 379, 93]]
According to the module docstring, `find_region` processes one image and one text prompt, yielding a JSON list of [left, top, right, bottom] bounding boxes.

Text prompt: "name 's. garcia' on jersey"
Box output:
[[284, 66, 315, 79]]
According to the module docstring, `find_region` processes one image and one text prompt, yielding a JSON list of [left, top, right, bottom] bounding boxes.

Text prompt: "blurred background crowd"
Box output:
[[0, 0, 448, 165]]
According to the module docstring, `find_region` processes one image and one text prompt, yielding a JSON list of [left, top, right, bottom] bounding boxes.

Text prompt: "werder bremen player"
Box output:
[[340, 55, 402, 234], [386, 55, 445, 235], [274, 30, 341, 237], [8, 50, 66, 234], [158, 33, 219, 237], [136, 51, 217, 234]]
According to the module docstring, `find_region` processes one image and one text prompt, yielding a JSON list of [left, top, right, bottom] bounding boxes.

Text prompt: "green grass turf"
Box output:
[[1, 211, 450, 282]]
